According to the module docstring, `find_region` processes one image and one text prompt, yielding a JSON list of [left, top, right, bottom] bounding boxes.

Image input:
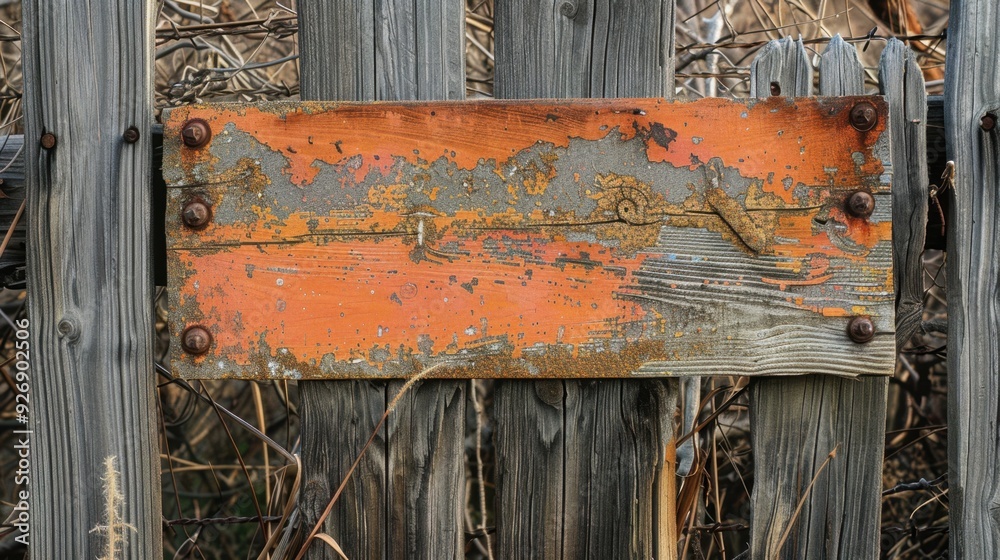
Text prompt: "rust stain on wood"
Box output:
[[163, 97, 895, 379]]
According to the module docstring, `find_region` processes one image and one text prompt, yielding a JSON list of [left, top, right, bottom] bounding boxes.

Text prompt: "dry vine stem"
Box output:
[[773, 444, 841, 557], [295, 363, 445, 560]]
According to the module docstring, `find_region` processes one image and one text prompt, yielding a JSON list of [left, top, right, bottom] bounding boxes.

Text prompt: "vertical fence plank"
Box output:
[[879, 39, 928, 349], [944, 0, 1000, 555], [297, 1, 467, 558], [493, 1, 678, 558], [747, 36, 887, 560], [21, 0, 160, 557]]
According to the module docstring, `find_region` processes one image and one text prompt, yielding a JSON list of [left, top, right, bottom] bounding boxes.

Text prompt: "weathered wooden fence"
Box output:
[[11, 0, 1000, 558]]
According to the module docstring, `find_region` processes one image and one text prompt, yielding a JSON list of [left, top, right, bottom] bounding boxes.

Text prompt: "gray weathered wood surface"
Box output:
[[21, 0, 161, 558], [297, 0, 466, 557], [493, 1, 677, 558], [881, 40, 929, 349], [944, 0, 1000, 555], [747, 36, 903, 559], [0, 135, 25, 288]]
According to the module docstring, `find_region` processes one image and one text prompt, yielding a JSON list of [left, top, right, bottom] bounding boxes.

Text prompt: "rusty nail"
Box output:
[[181, 118, 211, 148], [181, 325, 212, 355], [846, 191, 875, 219], [847, 316, 876, 343], [769, 82, 781, 96], [849, 102, 878, 132], [123, 126, 140, 143], [181, 200, 211, 229], [40, 133, 57, 150], [981, 113, 996, 131]]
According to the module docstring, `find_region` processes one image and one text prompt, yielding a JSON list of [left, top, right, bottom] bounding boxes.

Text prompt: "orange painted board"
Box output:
[[163, 97, 895, 379]]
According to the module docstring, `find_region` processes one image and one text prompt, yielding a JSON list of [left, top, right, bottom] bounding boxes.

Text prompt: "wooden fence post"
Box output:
[[296, 1, 467, 558], [944, 0, 1000, 555], [746, 36, 917, 559], [21, 0, 161, 557], [492, 1, 678, 558]]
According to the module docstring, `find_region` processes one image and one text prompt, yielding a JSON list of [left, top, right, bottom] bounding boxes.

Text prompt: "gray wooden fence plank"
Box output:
[[944, 0, 1000, 555], [747, 36, 888, 560], [880, 39, 929, 347], [493, 1, 677, 558], [299, 382, 388, 559], [297, 0, 467, 558], [21, 0, 161, 557]]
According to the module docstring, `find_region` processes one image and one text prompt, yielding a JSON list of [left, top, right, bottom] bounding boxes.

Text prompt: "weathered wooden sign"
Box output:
[[163, 97, 894, 379]]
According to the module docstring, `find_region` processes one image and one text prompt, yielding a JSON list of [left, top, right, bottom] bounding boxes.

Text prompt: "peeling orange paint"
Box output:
[[164, 96, 895, 379]]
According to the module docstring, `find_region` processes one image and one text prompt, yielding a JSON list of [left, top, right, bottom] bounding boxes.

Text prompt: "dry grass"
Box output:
[[0, 1, 952, 559]]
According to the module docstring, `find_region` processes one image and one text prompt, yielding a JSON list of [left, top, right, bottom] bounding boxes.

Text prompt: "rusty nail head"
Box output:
[[181, 118, 211, 148], [182, 199, 211, 229], [123, 126, 140, 143], [849, 102, 878, 132], [982, 113, 996, 131], [846, 191, 875, 219], [40, 133, 57, 149], [847, 316, 876, 343], [181, 326, 212, 355]]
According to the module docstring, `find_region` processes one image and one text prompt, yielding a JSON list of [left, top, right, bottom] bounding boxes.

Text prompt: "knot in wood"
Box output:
[[57, 317, 79, 341], [616, 197, 646, 225], [559, 0, 579, 18], [534, 380, 564, 407]]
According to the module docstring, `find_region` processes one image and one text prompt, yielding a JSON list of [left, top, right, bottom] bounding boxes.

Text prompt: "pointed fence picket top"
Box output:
[[745, 35, 927, 559], [881, 39, 930, 348]]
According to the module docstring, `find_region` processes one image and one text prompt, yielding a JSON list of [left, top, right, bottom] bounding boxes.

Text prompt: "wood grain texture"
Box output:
[[299, 381, 388, 559], [492, 1, 676, 558], [163, 96, 895, 380], [0, 135, 25, 288], [299, 0, 464, 102], [21, 0, 161, 558], [494, 0, 675, 99], [880, 39, 928, 348], [747, 36, 892, 560], [297, 0, 466, 558], [944, 0, 1000, 555]]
